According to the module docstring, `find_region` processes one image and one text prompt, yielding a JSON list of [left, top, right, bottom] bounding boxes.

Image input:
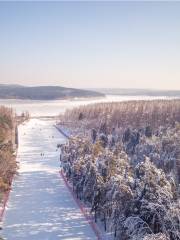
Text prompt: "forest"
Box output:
[[59, 100, 180, 240], [0, 107, 17, 203]]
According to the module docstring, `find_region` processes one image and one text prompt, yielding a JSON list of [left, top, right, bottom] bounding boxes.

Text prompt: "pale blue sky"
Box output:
[[0, 1, 180, 90]]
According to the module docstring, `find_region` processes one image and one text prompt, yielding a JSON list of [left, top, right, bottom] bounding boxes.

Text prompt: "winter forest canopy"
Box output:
[[59, 100, 180, 240], [0, 107, 29, 203], [0, 107, 17, 200]]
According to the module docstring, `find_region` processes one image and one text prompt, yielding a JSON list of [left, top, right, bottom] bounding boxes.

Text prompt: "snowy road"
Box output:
[[1, 119, 97, 240]]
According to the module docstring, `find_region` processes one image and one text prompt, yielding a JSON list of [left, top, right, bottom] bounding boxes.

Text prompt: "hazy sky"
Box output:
[[0, 1, 180, 90]]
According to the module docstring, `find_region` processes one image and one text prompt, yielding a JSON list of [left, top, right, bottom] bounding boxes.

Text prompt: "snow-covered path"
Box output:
[[1, 119, 97, 240]]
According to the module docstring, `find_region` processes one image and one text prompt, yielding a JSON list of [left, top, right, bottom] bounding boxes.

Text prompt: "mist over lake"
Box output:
[[0, 95, 177, 117]]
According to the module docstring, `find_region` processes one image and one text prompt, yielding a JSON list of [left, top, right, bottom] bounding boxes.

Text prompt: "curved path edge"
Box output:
[[60, 169, 103, 240]]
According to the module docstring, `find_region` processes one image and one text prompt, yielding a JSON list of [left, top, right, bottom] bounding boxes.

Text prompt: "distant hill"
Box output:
[[89, 88, 180, 97], [0, 84, 104, 100]]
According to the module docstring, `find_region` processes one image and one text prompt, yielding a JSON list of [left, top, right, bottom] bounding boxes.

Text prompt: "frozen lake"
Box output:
[[1, 119, 97, 239], [0, 95, 174, 117]]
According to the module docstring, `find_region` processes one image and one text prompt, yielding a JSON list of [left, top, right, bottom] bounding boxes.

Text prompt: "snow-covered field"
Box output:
[[1, 119, 97, 240]]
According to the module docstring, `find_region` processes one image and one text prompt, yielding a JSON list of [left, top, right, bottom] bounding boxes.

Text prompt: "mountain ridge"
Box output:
[[88, 88, 180, 97], [0, 84, 104, 100]]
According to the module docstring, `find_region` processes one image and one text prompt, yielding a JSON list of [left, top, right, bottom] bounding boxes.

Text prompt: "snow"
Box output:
[[1, 119, 97, 240]]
